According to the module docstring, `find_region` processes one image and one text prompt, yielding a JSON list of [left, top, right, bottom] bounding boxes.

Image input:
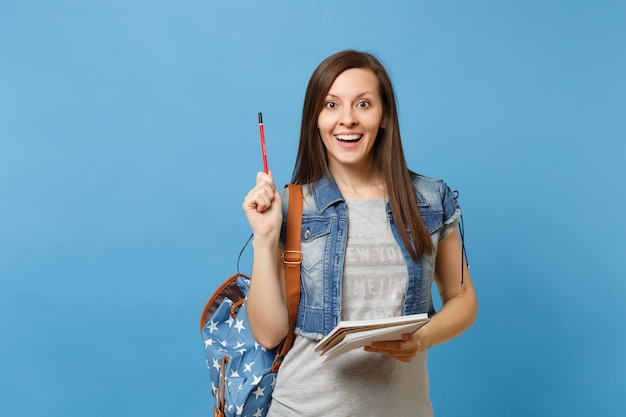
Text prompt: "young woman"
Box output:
[[242, 50, 477, 417]]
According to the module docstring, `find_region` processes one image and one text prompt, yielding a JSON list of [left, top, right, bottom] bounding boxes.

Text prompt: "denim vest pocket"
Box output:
[[299, 219, 332, 317], [300, 219, 331, 271], [420, 210, 444, 235]]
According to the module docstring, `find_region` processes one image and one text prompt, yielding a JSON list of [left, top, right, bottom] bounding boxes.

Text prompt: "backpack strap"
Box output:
[[272, 184, 302, 372]]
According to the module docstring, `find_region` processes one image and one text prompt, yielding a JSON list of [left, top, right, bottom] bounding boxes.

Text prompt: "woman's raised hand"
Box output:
[[242, 171, 283, 241]]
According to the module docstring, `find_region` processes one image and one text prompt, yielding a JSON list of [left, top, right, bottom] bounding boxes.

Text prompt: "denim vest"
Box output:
[[279, 174, 461, 340]]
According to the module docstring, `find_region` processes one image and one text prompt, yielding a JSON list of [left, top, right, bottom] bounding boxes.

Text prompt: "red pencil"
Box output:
[[258, 112, 268, 174]]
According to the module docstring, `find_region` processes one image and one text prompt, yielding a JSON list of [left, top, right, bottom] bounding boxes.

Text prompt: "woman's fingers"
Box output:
[[363, 332, 423, 363], [243, 172, 276, 213], [242, 171, 283, 239]]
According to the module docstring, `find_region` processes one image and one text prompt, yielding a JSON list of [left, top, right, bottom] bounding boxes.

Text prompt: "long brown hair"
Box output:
[[292, 50, 434, 259]]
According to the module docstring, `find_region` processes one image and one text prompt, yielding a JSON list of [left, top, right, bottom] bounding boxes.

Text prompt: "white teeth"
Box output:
[[335, 134, 362, 142]]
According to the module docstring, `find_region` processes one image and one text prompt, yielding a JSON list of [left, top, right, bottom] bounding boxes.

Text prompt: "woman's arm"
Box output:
[[242, 172, 290, 348], [421, 229, 478, 348], [365, 230, 478, 362]]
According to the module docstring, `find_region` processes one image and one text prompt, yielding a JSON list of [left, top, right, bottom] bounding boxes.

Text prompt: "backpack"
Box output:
[[199, 184, 302, 417]]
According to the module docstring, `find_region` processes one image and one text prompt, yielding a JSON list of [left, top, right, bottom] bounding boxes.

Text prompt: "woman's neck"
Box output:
[[329, 163, 387, 200]]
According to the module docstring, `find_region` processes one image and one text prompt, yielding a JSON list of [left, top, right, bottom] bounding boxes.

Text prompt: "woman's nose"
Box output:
[[340, 107, 357, 126]]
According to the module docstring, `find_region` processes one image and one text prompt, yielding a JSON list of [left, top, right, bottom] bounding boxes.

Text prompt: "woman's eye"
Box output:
[[357, 101, 370, 108], [325, 101, 337, 109]]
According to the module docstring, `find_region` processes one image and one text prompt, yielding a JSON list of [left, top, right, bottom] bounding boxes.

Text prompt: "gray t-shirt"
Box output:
[[267, 198, 433, 417]]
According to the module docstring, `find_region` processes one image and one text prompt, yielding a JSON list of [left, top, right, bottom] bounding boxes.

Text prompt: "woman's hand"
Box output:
[[242, 171, 283, 241], [363, 330, 426, 363]]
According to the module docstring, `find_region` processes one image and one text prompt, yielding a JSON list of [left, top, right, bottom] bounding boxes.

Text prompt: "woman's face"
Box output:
[[317, 68, 384, 171]]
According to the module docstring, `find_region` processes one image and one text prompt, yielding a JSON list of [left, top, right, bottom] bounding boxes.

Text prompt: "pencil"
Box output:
[[258, 112, 268, 174]]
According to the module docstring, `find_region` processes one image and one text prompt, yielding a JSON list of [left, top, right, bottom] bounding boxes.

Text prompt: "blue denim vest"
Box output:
[[279, 174, 461, 340]]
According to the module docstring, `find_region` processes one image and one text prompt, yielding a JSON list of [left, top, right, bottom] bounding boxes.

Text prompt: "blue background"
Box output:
[[2, 1, 624, 416]]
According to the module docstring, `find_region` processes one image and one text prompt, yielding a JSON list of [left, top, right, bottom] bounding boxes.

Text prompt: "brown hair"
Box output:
[[292, 50, 434, 259]]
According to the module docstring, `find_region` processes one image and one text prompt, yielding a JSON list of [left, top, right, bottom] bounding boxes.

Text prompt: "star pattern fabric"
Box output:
[[202, 275, 278, 417]]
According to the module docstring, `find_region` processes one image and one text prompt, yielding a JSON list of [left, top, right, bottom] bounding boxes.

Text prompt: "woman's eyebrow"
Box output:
[[325, 91, 375, 99]]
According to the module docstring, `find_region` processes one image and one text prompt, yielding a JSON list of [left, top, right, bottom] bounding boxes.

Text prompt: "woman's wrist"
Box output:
[[252, 235, 279, 254]]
